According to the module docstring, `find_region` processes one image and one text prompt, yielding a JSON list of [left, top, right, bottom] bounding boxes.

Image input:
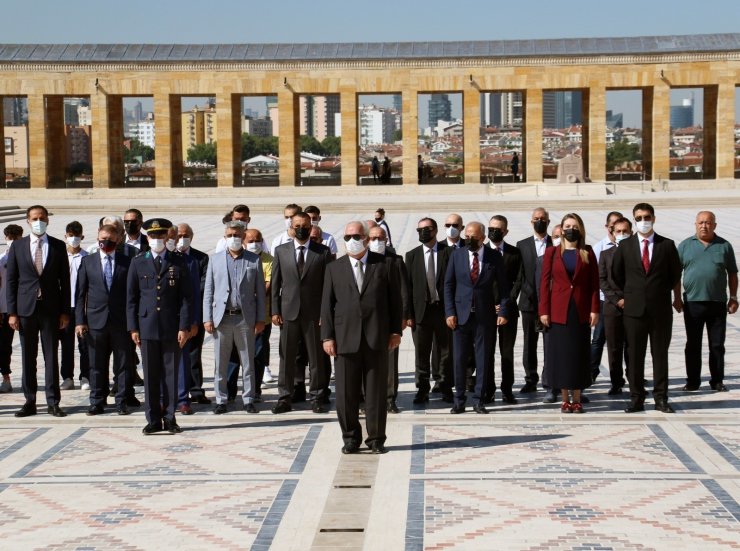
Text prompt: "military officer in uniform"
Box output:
[[127, 218, 193, 435]]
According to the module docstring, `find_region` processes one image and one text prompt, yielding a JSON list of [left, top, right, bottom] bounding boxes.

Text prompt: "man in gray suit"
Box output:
[[203, 221, 266, 414]]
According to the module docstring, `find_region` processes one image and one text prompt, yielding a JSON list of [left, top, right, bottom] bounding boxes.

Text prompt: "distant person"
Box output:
[[60, 221, 89, 391], [374, 208, 392, 248], [511, 152, 520, 181], [417, 155, 424, 182], [371, 156, 380, 183], [381, 156, 391, 183], [0, 224, 23, 393]]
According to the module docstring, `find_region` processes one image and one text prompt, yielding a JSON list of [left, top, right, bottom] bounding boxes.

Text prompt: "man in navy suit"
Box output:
[[7, 205, 71, 418], [444, 222, 511, 414], [75, 224, 133, 415], [127, 218, 192, 434]]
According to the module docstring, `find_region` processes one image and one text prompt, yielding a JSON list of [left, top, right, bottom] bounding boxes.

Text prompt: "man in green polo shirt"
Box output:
[[678, 211, 738, 392]]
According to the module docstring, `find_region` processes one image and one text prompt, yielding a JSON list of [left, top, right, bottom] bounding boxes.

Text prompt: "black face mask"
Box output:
[[533, 220, 548, 235], [374, 217, 383, 223], [124, 220, 140, 235], [488, 228, 504, 243], [563, 228, 581, 243], [99, 239, 117, 253], [466, 238, 480, 251], [293, 227, 310, 241], [417, 227, 435, 243]]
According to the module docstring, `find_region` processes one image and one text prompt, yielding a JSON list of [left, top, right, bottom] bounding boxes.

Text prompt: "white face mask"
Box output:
[[226, 236, 243, 252], [165, 239, 176, 252], [30, 220, 47, 236], [345, 237, 367, 256], [176, 238, 191, 252], [552, 238, 561, 247], [635, 220, 653, 235], [66, 236, 81, 248], [310, 220, 319, 227], [369, 240, 386, 255], [446, 226, 460, 239], [245, 242, 262, 254], [284, 218, 291, 229], [615, 234, 631, 245], [150, 239, 166, 253]]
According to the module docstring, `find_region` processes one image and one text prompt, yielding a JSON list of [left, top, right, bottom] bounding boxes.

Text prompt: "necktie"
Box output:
[[642, 239, 650, 273], [34, 239, 43, 275], [471, 252, 479, 284], [297, 246, 305, 276], [154, 255, 162, 274], [104, 255, 113, 291], [426, 249, 438, 301], [354, 260, 364, 292]]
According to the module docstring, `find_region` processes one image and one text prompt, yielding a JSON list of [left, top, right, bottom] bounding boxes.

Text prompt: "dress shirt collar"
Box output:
[[638, 232, 655, 245], [423, 242, 438, 254], [33, 234, 48, 245], [352, 250, 369, 266], [293, 238, 310, 250]]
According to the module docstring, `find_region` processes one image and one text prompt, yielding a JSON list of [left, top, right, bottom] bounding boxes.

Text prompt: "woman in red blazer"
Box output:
[[539, 213, 600, 413]]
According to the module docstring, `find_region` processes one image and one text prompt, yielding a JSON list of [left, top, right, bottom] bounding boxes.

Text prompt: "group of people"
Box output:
[[0, 201, 736, 453]]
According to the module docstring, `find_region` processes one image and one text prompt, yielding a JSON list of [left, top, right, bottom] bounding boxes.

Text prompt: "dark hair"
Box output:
[[125, 208, 143, 221], [221, 212, 232, 224], [4, 224, 23, 238], [26, 205, 49, 218], [560, 212, 590, 263], [291, 212, 311, 224], [304, 205, 321, 215], [606, 211, 623, 223], [232, 204, 250, 216], [66, 221, 83, 235], [632, 203, 655, 217], [284, 203, 302, 213], [612, 217, 633, 230], [418, 217, 437, 231], [376, 208, 385, 216], [98, 217, 106, 229], [490, 214, 508, 229]]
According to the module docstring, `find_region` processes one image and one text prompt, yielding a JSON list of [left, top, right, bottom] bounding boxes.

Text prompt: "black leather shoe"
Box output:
[[126, 396, 141, 407], [117, 403, 130, 416], [387, 400, 399, 413], [15, 402, 37, 417], [271, 401, 292, 414], [213, 403, 228, 414], [341, 443, 360, 454], [519, 383, 537, 394], [370, 442, 387, 454], [47, 405, 67, 417], [193, 395, 212, 404], [654, 401, 675, 413], [311, 400, 325, 414], [163, 419, 182, 434], [710, 382, 729, 392], [501, 393, 518, 405], [430, 383, 442, 394], [450, 404, 466, 414], [142, 423, 161, 435], [413, 391, 429, 404], [682, 384, 700, 391], [244, 403, 258, 414], [87, 405, 105, 416], [607, 387, 623, 396], [624, 402, 645, 413], [473, 403, 489, 414]]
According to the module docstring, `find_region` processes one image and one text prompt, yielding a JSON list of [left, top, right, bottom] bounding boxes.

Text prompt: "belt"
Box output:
[[470, 306, 476, 312], [427, 301, 440, 306], [225, 308, 242, 315]]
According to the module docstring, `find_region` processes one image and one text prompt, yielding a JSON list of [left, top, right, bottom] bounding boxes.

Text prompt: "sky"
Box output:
[[6, 0, 739, 127]]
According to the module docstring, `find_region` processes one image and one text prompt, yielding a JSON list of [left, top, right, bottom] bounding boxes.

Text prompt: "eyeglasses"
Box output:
[[634, 215, 653, 222], [417, 227, 434, 233], [532, 218, 548, 222], [444, 223, 460, 228], [343, 234, 363, 241]]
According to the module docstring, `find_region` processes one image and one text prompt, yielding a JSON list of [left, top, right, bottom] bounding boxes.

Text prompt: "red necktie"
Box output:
[[641, 239, 650, 273], [471, 252, 479, 284]]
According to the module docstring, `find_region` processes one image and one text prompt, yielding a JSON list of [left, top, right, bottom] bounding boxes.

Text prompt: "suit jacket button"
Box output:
[[157, 296, 161, 300], [157, 286, 161, 290], [156, 307, 160, 311]]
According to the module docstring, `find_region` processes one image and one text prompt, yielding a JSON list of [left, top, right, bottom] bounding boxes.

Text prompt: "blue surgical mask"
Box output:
[[30, 220, 47, 236]]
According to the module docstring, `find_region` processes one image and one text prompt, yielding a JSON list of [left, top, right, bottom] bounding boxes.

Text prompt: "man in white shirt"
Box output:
[[214, 204, 254, 253], [270, 203, 302, 255], [304, 205, 338, 254], [60, 221, 89, 391], [123, 208, 149, 252]]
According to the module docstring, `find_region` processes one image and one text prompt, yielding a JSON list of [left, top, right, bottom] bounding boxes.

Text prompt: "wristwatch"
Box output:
[[730, 296, 738, 301]]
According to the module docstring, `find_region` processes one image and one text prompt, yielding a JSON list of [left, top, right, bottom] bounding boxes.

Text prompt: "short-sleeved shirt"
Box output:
[[260, 251, 274, 323], [678, 234, 738, 302]]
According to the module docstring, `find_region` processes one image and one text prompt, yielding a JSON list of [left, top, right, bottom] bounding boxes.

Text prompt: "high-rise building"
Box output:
[[242, 117, 273, 137], [393, 94, 402, 112], [606, 110, 624, 129], [481, 92, 523, 128], [127, 120, 156, 149], [428, 94, 452, 127], [299, 95, 340, 140], [3, 97, 27, 126], [63, 98, 88, 125], [65, 125, 91, 166], [132, 101, 144, 122], [480, 93, 502, 127], [359, 105, 396, 145], [670, 97, 694, 129], [181, 105, 217, 161], [543, 91, 582, 128], [77, 105, 92, 127]]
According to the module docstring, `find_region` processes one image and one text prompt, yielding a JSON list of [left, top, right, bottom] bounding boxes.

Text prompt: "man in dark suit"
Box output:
[[322, 221, 402, 454], [599, 217, 632, 395], [445, 222, 511, 414], [123, 208, 149, 252], [612, 203, 683, 413], [516, 207, 553, 398], [75, 224, 133, 415], [405, 217, 453, 404], [7, 205, 71, 418], [271, 211, 331, 414], [485, 215, 522, 404], [127, 218, 192, 434]]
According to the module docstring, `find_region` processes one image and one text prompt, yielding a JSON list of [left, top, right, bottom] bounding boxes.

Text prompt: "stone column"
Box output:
[[216, 92, 239, 187], [714, 81, 736, 179], [153, 92, 182, 188], [648, 83, 670, 181], [462, 87, 480, 184], [525, 88, 543, 183], [90, 93, 123, 188], [340, 88, 357, 186], [44, 96, 67, 188], [278, 89, 298, 186], [641, 87, 654, 180], [401, 90, 418, 184], [586, 86, 605, 182], [27, 94, 47, 188], [0, 98, 5, 184]]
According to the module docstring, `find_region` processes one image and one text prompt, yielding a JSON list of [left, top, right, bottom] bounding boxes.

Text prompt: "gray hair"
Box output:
[[225, 220, 247, 231], [346, 219, 370, 237], [103, 215, 123, 228]]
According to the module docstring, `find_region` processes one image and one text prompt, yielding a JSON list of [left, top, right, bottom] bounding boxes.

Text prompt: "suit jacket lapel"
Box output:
[[92, 252, 107, 292], [360, 258, 375, 295], [301, 246, 316, 280]]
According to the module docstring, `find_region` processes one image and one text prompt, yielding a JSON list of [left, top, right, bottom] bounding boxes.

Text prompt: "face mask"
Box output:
[[150, 238, 166, 253], [533, 220, 548, 235], [446, 226, 460, 239], [487, 228, 504, 243], [284, 218, 291, 229], [563, 228, 581, 243], [293, 227, 310, 241], [30, 220, 47, 236], [552, 238, 561, 247], [99, 239, 117, 253], [245, 242, 262, 254], [310, 220, 319, 227], [466, 238, 480, 251], [369, 240, 386, 255], [345, 237, 367, 256], [226, 236, 242, 252], [615, 234, 630, 245], [176, 238, 191, 252], [635, 220, 653, 235], [124, 220, 140, 235], [165, 239, 176, 252], [66, 236, 81, 248], [374, 217, 382, 223], [417, 227, 435, 243]]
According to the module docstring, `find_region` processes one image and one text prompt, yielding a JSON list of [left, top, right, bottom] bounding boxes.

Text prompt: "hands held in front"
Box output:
[[589, 312, 599, 328], [323, 339, 337, 357], [388, 334, 401, 350]]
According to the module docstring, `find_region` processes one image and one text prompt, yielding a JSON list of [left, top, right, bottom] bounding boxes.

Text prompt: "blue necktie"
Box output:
[[104, 255, 113, 291]]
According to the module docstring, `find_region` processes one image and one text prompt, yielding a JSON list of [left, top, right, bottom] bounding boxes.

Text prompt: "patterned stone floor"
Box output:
[[0, 204, 738, 549]]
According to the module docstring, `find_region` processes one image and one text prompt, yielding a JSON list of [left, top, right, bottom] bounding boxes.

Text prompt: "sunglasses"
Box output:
[[343, 234, 363, 241], [444, 223, 460, 228], [634, 215, 653, 222]]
